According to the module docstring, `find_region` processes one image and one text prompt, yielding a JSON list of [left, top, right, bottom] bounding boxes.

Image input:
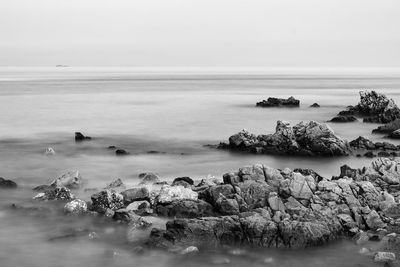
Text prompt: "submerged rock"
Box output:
[[0, 177, 17, 188], [75, 132, 92, 141], [329, 115, 357, 123], [50, 170, 82, 189], [218, 120, 350, 157], [256, 96, 300, 107]]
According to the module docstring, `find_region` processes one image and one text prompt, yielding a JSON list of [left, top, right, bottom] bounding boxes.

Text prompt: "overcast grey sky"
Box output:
[[1, 0, 399, 67]]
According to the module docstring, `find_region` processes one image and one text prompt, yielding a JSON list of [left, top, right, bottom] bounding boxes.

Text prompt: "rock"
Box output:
[[121, 187, 150, 204], [155, 199, 214, 218], [216, 195, 240, 215], [115, 149, 130, 156], [180, 246, 199, 254], [104, 178, 126, 192], [172, 177, 194, 188], [256, 96, 300, 107], [373, 119, 400, 133], [310, 103, 320, 108], [364, 151, 376, 158], [34, 186, 75, 201], [138, 173, 160, 184], [0, 177, 17, 188], [337, 91, 400, 123], [126, 200, 152, 215], [114, 210, 153, 228], [64, 199, 88, 214], [349, 136, 376, 150], [365, 210, 386, 230], [329, 115, 357, 123], [389, 129, 400, 139], [219, 121, 350, 157], [45, 147, 55, 155], [50, 170, 82, 189], [156, 185, 198, 204], [374, 252, 396, 263], [75, 132, 91, 141], [90, 190, 124, 213]]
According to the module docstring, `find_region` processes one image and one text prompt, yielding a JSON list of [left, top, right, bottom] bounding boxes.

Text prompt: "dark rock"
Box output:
[[364, 151, 376, 158], [329, 115, 357, 123], [310, 103, 320, 108], [349, 136, 376, 150], [0, 177, 17, 188], [155, 199, 214, 218], [108, 146, 116, 149], [115, 149, 129, 156], [378, 151, 391, 157], [337, 164, 359, 179], [90, 190, 124, 213], [389, 129, 400, 139], [75, 132, 91, 141], [172, 177, 194, 186], [218, 120, 350, 157], [121, 187, 150, 204], [372, 119, 400, 133], [256, 96, 300, 107]]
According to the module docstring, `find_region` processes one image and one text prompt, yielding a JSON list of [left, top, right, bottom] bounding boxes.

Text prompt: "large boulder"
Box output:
[[219, 121, 350, 157]]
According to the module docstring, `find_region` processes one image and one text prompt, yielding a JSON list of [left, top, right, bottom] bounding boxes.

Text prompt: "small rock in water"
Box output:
[[0, 177, 17, 188], [374, 252, 396, 263], [88, 232, 99, 240], [75, 132, 91, 141], [256, 96, 300, 107], [45, 147, 55, 155], [180, 246, 199, 255], [115, 149, 129, 156], [310, 103, 320, 108], [64, 199, 88, 214], [329, 115, 357, 123]]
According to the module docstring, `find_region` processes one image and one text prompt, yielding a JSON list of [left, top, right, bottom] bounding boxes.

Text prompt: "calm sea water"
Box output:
[[1, 67, 400, 267]]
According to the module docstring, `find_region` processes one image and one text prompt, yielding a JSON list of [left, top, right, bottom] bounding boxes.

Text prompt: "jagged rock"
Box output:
[[121, 187, 150, 204], [329, 115, 357, 123], [256, 96, 300, 107], [75, 132, 91, 141], [219, 121, 350, 157], [64, 199, 88, 214], [138, 173, 160, 184], [50, 170, 82, 189], [34, 186, 75, 201], [90, 190, 124, 213], [337, 91, 400, 123], [104, 178, 126, 192], [45, 147, 55, 155], [374, 252, 396, 263], [156, 185, 198, 204], [310, 103, 320, 108], [0, 177, 17, 188], [155, 199, 214, 218], [349, 136, 376, 150]]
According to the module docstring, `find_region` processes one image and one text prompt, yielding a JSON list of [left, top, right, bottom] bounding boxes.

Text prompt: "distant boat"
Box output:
[[55, 65, 69, 67]]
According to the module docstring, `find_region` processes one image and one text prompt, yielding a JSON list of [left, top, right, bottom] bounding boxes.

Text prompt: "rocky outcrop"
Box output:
[[0, 177, 17, 188], [334, 91, 400, 123], [75, 132, 91, 141], [372, 119, 400, 134], [349, 136, 400, 152], [310, 103, 320, 108], [33, 186, 75, 201], [218, 121, 350, 157], [147, 159, 400, 250], [256, 96, 300, 107]]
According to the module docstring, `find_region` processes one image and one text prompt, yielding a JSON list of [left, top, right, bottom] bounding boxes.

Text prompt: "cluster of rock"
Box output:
[[333, 91, 400, 124], [349, 136, 400, 158], [256, 97, 300, 107], [23, 159, 400, 264], [218, 120, 350, 156], [147, 159, 400, 253]]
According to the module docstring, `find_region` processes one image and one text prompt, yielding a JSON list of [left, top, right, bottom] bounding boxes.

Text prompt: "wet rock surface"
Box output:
[[334, 91, 400, 123], [218, 120, 350, 156], [256, 96, 300, 107]]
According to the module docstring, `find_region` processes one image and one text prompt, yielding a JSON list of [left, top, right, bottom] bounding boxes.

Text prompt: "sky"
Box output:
[[0, 0, 399, 68]]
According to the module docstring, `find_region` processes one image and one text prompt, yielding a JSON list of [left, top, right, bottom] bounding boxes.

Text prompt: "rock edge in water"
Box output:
[[256, 96, 300, 107]]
